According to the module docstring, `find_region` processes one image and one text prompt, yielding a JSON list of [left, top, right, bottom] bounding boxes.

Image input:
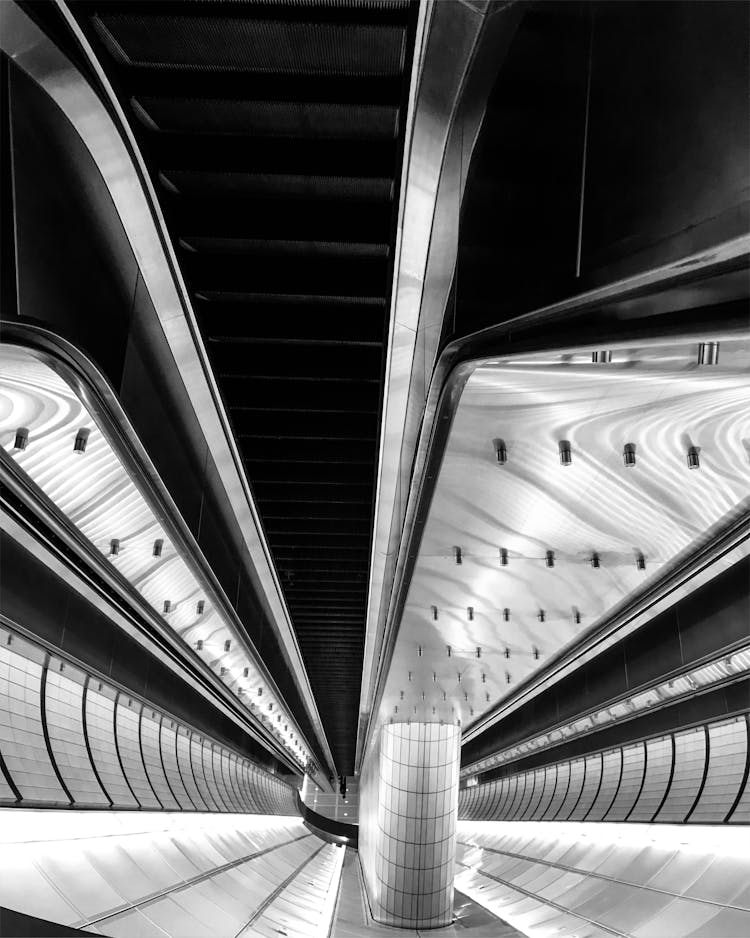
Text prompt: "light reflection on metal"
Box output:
[[698, 341, 720, 365], [461, 644, 750, 778], [0, 348, 311, 769], [73, 428, 90, 454], [0, 1, 336, 780]]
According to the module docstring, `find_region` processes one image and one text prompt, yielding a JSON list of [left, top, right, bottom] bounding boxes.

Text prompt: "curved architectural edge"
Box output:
[[357, 0, 524, 769], [459, 712, 750, 825], [358, 233, 750, 763], [0, 0, 337, 783], [455, 819, 750, 938], [0, 618, 299, 814], [0, 332, 321, 779]]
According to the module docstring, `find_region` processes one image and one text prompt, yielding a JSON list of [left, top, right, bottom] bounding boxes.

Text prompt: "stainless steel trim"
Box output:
[[0, 329, 324, 780], [358, 232, 749, 766], [0, 0, 335, 781], [357, 0, 522, 767]]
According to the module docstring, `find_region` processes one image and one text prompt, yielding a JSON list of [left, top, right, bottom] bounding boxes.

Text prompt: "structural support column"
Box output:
[[359, 722, 460, 928]]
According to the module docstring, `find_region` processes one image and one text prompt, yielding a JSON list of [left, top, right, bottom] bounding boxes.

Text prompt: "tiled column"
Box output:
[[359, 722, 460, 928]]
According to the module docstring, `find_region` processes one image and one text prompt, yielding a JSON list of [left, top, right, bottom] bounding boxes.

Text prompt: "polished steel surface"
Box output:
[[459, 713, 749, 825], [0, 810, 344, 937], [331, 846, 522, 937], [0, 345, 319, 773], [0, 0, 337, 780], [358, 0, 522, 770], [0, 621, 298, 814], [455, 821, 750, 938], [375, 337, 750, 732]]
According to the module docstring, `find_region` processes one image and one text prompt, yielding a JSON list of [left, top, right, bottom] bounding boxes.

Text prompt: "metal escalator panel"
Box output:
[[66, 0, 419, 776]]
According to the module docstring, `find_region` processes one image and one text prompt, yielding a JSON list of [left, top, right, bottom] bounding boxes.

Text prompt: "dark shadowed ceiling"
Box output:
[[64, 0, 418, 776]]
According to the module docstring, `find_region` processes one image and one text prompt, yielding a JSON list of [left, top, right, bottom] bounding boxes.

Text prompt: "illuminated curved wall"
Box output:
[[0, 811, 343, 937], [459, 712, 750, 825], [0, 345, 313, 771], [0, 624, 296, 814], [455, 822, 750, 938], [359, 722, 460, 929]]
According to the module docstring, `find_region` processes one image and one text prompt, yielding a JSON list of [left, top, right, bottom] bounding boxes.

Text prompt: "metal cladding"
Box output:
[[69, 0, 418, 778]]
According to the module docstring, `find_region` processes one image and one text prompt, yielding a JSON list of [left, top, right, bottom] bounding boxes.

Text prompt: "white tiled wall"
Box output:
[[459, 713, 750, 825], [0, 626, 298, 816], [359, 722, 460, 928]]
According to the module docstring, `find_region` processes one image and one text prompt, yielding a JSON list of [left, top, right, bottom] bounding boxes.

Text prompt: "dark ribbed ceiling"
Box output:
[[69, 0, 417, 776]]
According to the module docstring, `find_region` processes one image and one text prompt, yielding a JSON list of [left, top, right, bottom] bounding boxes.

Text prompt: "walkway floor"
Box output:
[[330, 848, 522, 937]]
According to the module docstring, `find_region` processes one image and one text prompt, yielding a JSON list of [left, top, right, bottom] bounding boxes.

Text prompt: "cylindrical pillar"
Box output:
[[359, 722, 460, 928]]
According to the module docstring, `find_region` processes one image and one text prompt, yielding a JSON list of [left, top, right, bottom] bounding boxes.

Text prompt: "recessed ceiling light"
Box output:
[[73, 427, 90, 454]]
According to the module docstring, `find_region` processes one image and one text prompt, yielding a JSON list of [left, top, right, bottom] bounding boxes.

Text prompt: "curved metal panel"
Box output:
[[44, 660, 109, 807], [0, 621, 299, 814], [0, 811, 341, 937], [587, 749, 622, 821], [691, 717, 747, 823], [0, 341, 318, 775], [606, 741, 645, 821], [655, 726, 706, 823], [0, 0, 336, 779], [0, 631, 68, 806], [456, 821, 750, 938], [458, 712, 749, 826], [629, 736, 674, 823]]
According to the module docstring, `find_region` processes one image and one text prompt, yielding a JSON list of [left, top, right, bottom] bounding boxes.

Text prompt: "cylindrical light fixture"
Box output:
[[687, 446, 700, 469], [73, 427, 90, 454], [499, 547, 508, 566], [537, 609, 546, 622], [453, 546, 462, 565], [495, 438, 508, 465], [13, 427, 29, 451], [545, 550, 555, 567], [592, 350, 612, 363], [559, 440, 572, 466], [590, 551, 600, 568], [636, 552, 646, 570], [623, 443, 636, 467], [502, 607, 510, 621], [109, 538, 120, 556], [153, 538, 164, 557], [697, 342, 719, 365]]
